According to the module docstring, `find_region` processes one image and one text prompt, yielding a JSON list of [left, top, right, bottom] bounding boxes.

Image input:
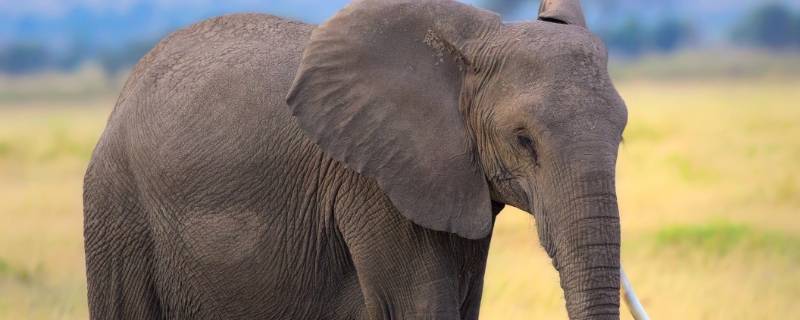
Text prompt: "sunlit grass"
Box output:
[[0, 100, 108, 320], [1, 78, 798, 319], [610, 50, 800, 81], [654, 220, 800, 257]]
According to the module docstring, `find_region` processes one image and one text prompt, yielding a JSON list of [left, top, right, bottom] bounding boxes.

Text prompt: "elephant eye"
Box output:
[[515, 131, 539, 165], [517, 134, 533, 147]]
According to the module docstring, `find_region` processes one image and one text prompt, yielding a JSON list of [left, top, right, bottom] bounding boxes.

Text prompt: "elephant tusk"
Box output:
[[621, 266, 650, 320]]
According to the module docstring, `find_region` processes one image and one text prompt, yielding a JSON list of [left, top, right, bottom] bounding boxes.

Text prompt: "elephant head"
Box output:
[[287, 0, 627, 318]]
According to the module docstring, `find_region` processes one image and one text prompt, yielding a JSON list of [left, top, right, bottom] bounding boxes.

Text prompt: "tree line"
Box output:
[[601, 2, 800, 56], [1, 2, 799, 75], [0, 39, 157, 75], [731, 2, 800, 50]]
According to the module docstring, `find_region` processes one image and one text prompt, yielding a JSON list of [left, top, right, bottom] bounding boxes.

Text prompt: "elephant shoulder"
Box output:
[[106, 12, 314, 143], [96, 13, 317, 189], [118, 13, 312, 107]]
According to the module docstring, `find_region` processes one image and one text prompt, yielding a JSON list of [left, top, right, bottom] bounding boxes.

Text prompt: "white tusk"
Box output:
[[621, 266, 650, 320]]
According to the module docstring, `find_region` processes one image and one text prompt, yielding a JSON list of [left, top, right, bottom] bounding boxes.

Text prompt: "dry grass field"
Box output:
[[1, 76, 798, 319]]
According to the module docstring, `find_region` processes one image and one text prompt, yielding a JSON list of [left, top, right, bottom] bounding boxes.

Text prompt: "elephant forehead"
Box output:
[[502, 21, 608, 68], [493, 75, 626, 142]]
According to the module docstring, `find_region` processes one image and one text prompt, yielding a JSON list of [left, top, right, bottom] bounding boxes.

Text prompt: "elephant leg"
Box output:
[[336, 193, 491, 320], [83, 162, 162, 319]]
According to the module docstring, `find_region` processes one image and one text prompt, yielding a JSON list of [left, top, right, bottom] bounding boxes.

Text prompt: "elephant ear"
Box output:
[[286, 0, 501, 239], [538, 0, 587, 27]]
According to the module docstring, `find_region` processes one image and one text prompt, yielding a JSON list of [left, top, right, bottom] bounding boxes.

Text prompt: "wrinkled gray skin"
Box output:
[[83, 0, 627, 319]]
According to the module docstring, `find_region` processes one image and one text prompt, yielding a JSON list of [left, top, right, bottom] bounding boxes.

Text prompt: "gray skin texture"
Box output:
[[83, 0, 627, 319]]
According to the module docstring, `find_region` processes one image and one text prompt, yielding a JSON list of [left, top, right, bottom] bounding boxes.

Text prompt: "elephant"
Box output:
[[83, 0, 631, 319]]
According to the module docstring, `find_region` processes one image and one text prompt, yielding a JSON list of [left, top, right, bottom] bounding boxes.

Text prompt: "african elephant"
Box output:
[[83, 0, 628, 319]]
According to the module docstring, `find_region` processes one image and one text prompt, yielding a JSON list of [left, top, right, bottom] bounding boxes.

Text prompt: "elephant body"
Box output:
[[84, 14, 495, 319], [86, 0, 629, 319]]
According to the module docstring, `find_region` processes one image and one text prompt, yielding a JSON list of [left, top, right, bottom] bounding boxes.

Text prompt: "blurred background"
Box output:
[[0, 0, 798, 319]]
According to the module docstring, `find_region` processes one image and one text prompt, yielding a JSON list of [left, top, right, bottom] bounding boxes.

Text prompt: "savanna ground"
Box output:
[[1, 54, 799, 319]]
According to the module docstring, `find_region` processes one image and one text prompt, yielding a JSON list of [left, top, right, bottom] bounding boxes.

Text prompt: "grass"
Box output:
[[653, 220, 800, 257], [0, 65, 120, 104], [0, 99, 108, 320], [1, 74, 799, 319], [609, 50, 800, 81]]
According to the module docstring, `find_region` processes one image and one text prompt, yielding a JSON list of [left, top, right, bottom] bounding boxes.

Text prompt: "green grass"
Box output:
[[656, 220, 752, 254], [1, 71, 799, 319], [654, 220, 800, 257]]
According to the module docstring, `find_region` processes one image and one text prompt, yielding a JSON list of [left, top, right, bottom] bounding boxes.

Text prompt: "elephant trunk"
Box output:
[[542, 166, 621, 319]]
